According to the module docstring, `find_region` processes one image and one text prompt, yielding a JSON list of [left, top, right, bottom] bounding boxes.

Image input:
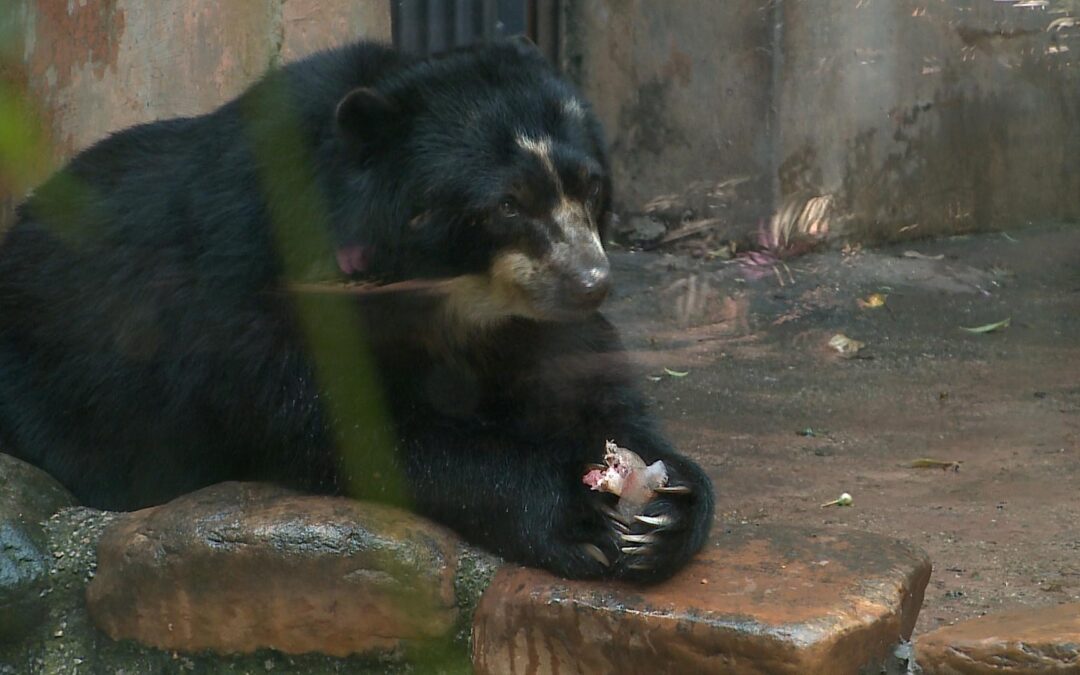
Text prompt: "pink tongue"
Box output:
[[336, 245, 372, 275]]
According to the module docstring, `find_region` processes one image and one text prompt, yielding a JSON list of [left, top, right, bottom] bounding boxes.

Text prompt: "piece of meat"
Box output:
[[583, 440, 668, 517]]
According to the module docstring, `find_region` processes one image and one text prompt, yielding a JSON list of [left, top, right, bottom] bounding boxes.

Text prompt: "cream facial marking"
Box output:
[[552, 197, 604, 253], [440, 251, 541, 337], [516, 134, 562, 195]]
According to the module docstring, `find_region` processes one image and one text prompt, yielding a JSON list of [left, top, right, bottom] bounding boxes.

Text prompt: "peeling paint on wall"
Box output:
[[0, 1, 391, 229], [777, 0, 1080, 240], [564, 0, 1080, 242], [30, 0, 126, 89], [563, 0, 775, 236]]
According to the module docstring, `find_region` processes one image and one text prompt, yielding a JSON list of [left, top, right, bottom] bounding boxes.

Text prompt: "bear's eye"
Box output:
[[587, 181, 603, 203], [499, 197, 520, 218]]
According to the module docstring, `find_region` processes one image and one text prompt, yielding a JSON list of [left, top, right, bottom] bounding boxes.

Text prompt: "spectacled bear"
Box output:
[[0, 40, 713, 582]]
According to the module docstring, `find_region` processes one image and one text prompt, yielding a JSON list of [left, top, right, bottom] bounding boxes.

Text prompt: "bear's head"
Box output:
[[333, 40, 612, 326]]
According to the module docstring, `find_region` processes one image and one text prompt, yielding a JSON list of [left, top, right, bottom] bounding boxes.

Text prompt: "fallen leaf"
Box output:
[[909, 458, 962, 472], [828, 333, 865, 356], [857, 293, 887, 309], [663, 368, 690, 378], [960, 318, 1011, 334]]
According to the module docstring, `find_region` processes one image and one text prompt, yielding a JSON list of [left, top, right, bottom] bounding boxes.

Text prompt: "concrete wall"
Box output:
[[777, 0, 1080, 241], [563, 0, 1080, 242], [562, 0, 775, 234], [5, 1, 1078, 242], [0, 0, 391, 229]]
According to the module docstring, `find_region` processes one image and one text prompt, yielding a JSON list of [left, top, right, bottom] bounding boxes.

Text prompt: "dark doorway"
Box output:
[[391, 0, 560, 64]]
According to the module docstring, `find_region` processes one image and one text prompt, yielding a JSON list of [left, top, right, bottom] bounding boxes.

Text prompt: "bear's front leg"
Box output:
[[400, 426, 713, 583], [595, 442, 715, 583]]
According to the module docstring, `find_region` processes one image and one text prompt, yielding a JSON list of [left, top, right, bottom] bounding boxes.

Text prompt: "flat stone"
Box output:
[[0, 453, 77, 641], [87, 482, 463, 657], [0, 453, 78, 522], [917, 602, 1080, 674], [617, 214, 668, 245], [472, 524, 931, 675]]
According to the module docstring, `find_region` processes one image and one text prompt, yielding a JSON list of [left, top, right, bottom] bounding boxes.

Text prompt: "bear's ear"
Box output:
[[335, 87, 399, 146], [506, 35, 546, 60], [508, 34, 539, 51]]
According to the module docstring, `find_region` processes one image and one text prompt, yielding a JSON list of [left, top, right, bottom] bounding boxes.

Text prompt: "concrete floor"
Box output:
[[605, 224, 1080, 634]]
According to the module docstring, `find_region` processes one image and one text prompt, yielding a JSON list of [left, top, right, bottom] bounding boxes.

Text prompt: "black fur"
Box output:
[[0, 40, 713, 582]]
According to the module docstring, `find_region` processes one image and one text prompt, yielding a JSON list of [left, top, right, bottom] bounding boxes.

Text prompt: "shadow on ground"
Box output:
[[606, 224, 1080, 634]]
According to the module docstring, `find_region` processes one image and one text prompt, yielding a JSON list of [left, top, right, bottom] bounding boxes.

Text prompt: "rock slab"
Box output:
[[918, 602, 1080, 674], [87, 482, 462, 657], [0, 453, 77, 641], [472, 524, 931, 675]]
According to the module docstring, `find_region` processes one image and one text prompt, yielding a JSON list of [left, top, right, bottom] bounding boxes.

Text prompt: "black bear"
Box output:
[[0, 40, 713, 582]]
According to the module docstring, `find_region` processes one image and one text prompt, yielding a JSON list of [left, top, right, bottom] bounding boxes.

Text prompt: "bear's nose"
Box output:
[[568, 265, 611, 308]]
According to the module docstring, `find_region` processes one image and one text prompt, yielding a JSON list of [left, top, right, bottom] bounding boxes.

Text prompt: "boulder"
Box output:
[[917, 602, 1080, 674], [87, 482, 465, 658], [0, 453, 77, 641], [472, 524, 931, 675]]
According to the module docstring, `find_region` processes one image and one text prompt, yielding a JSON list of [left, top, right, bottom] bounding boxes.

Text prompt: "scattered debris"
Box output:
[[738, 194, 832, 281], [1048, 16, 1078, 31], [706, 242, 738, 260], [960, 317, 1011, 334], [828, 333, 865, 356], [821, 493, 853, 508], [738, 247, 782, 280], [619, 214, 667, 246], [903, 250, 945, 261], [909, 458, 963, 472], [769, 193, 833, 245], [857, 293, 887, 309], [654, 218, 724, 248]]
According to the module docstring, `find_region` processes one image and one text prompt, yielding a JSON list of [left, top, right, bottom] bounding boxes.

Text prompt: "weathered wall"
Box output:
[[777, 0, 1080, 241], [562, 0, 775, 234], [563, 0, 1080, 242], [5, 2, 1079, 242], [0, 0, 391, 229]]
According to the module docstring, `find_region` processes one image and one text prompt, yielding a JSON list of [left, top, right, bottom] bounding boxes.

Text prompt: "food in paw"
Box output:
[[583, 440, 668, 516]]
